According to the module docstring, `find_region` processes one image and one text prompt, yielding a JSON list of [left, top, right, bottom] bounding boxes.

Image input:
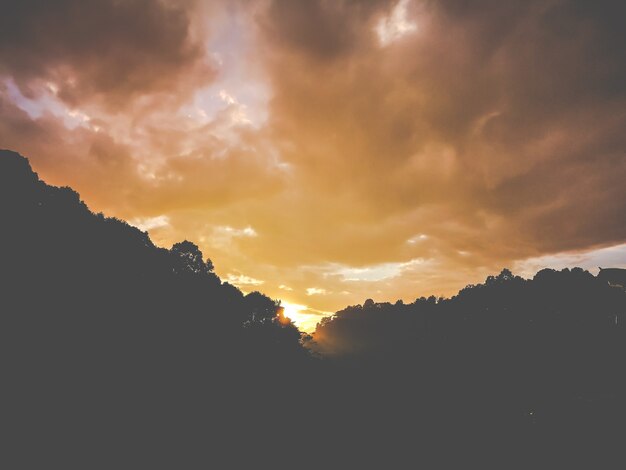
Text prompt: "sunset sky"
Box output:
[[1, 0, 625, 331]]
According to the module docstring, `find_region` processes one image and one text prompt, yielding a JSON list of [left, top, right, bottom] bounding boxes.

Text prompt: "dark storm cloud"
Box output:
[[0, 0, 209, 109], [260, 0, 392, 60], [253, 0, 626, 271]]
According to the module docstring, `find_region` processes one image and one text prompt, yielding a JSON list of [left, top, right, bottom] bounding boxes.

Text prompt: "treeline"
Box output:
[[314, 268, 626, 361], [2, 149, 625, 466], [314, 266, 626, 414], [0, 150, 313, 466]]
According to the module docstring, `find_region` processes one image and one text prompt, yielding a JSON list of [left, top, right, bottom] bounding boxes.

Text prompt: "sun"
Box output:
[[280, 301, 306, 322], [277, 301, 314, 331]]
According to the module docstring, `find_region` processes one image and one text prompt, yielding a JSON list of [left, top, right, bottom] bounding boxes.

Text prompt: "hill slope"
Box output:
[[0, 149, 311, 466], [2, 149, 626, 465]]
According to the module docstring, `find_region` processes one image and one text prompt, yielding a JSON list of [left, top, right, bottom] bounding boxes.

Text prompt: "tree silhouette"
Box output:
[[172, 240, 215, 276], [1, 148, 625, 466]]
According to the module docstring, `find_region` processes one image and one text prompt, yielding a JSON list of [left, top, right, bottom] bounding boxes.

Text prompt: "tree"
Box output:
[[244, 291, 280, 324], [171, 240, 213, 276]]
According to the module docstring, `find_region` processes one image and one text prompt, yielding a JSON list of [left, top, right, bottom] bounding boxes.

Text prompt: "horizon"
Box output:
[[1, 0, 625, 332], [4, 147, 625, 333]]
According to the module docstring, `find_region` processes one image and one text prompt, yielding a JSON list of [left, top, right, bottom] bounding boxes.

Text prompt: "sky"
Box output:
[[1, 0, 625, 331]]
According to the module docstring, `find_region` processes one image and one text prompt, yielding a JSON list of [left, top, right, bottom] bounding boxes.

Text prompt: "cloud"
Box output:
[[0, 0, 625, 326], [259, 0, 390, 61], [226, 273, 264, 287], [375, 0, 417, 46], [214, 225, 257, 238], [255, 0, 626, 268], [130, 215, 170, 232], [0, 0, 210, 110], [406, 234, 428, 244], [331, 258, 426, 282], [306, 287, 328, 296]]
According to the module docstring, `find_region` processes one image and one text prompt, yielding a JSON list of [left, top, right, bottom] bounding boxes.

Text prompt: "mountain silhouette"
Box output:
[[2, 149, 625, 466]]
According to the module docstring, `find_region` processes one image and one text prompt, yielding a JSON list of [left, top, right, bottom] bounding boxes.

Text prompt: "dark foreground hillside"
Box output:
[[2, 149, 626, 467], [0, 150, 313, 466], [314, 268, 626, 435]]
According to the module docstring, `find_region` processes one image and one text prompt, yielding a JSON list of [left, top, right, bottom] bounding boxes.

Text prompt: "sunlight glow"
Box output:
[[376, 0, 417, 46], [281, 301, 307, 321], [280, 301, 327, 332]]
